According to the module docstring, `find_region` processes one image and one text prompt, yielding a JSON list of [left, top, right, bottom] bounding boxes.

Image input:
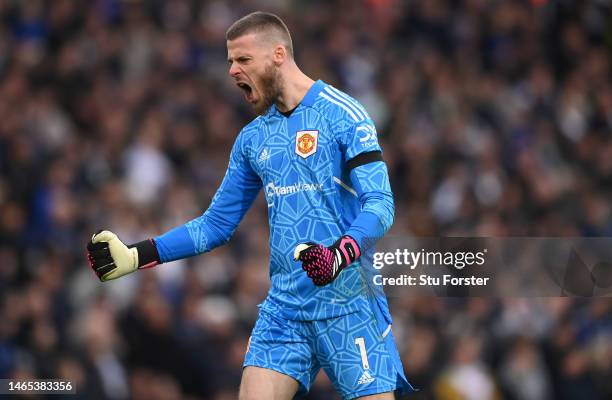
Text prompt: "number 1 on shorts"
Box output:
[[354, 337, 370, 370]]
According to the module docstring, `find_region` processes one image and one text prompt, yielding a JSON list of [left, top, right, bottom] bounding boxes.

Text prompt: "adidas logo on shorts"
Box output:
[[357, 370, 375, 385]]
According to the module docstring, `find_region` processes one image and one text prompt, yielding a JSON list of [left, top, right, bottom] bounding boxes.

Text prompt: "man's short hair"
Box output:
[[226, 11, 293, 58]]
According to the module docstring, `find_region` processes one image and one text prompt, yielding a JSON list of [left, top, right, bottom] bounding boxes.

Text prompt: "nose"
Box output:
[[229, 63, 241, 78]]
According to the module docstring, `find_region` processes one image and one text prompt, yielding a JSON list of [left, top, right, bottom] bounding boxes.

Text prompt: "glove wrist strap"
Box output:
[[130, 239, 161, 269], [335, 235, 361, 268]]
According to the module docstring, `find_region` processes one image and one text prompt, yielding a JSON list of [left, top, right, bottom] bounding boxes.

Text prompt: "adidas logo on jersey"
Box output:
[[357, 370, 375, 385], [258, 148, 270, 163]]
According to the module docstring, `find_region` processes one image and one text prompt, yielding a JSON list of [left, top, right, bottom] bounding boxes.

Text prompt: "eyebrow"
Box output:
[[227, 55, 252, 63]]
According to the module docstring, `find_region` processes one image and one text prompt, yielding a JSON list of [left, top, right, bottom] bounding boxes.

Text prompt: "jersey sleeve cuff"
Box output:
[[344, 211, 383, 251]]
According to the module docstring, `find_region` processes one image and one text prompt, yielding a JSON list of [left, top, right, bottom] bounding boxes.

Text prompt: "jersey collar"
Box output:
[[301, 79, 326, 107], [267, 79, 326, 118]]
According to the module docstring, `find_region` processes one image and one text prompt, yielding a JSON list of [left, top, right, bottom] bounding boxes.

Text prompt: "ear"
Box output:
[[272, 45, 286, 66]]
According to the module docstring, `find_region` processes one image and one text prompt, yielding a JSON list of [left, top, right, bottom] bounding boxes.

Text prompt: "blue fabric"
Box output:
[[155, 80, 395, 321], [244, 299, 414, 399]]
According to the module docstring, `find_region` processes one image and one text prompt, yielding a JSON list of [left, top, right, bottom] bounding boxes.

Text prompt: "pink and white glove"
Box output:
[[293, 236, 361, 286]]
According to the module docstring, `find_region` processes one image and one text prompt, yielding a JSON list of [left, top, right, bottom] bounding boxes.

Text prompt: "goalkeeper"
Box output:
[[87, 11, 413, 400]]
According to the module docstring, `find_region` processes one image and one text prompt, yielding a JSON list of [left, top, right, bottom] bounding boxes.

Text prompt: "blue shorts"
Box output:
[[243, 302, 414, 399]]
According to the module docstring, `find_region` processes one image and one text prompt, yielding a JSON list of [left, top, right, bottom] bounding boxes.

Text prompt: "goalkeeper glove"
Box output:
[[293, 235, 361, 286], [87, 230, 160, 282]]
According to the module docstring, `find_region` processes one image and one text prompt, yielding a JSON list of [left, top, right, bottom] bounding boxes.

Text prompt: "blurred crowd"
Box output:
[[1, 0, 612, 399]]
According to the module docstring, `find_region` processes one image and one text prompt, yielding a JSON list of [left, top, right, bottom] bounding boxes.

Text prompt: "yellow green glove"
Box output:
[[87, 230, 159, 281]]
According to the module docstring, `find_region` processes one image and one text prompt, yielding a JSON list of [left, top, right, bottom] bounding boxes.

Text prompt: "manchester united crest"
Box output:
[[295, 130, 318, 158]]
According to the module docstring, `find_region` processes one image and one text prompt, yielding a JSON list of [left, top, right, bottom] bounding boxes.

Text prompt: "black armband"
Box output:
[[346, 151, 384, 171]]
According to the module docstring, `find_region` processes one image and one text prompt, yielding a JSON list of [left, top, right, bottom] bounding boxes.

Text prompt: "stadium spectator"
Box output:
[[1, 1, 611, 399]]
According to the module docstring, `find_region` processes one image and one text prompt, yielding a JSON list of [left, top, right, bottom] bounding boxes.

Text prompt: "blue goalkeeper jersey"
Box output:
[[155, 80, 394, 321]]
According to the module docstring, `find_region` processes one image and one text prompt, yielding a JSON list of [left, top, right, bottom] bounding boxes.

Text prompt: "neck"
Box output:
[[275, 64, 315, 112]]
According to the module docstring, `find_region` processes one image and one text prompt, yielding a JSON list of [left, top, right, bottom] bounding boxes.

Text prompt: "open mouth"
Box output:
[[237, 82, 254, 102]]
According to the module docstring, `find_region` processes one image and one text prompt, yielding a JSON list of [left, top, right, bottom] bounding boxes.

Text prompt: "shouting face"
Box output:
[[227, 33, 283, 115]]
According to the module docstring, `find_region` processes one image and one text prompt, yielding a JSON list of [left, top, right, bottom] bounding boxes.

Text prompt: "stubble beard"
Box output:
[[254, 63, 283, 115]]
